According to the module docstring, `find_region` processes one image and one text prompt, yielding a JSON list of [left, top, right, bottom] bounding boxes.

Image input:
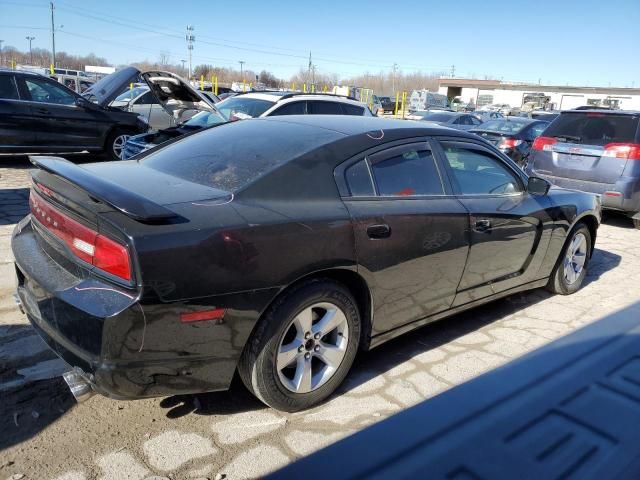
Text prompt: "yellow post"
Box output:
[[291, 82, 294, 91], [401, 91, 407, 119], [394, 91, 400, 117], [249, 82, 252, 90], [50, 64, 54, 74], [323, 85, 327, 93], [213, 76, 218, 95], [303, 83, 307, 93], [200, 75, 204, 90], [243, 82, 246, 93], [311, 84, 315, 93], [11, 59, 16, 70]]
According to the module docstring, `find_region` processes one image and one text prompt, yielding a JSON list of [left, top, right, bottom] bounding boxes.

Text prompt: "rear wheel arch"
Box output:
[[573, 214, 598, 257], [249, 268, 373, 354]]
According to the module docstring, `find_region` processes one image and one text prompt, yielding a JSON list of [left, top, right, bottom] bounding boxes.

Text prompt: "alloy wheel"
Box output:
[[112, 134, 130, 159], [563, 232, 587, 285], [276, 302, 349, 394]]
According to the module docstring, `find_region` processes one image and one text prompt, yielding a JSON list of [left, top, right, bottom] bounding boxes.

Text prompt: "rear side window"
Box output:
[[0, 75, 19, 100], [270, 101, 306, 115], [341, 104, 364, 116], [345, 160, 374, 196], [370, 149, 443, 196], [544, 113, 639, 145], [307, 101, 343, 115], [142, 120, 340, 192]]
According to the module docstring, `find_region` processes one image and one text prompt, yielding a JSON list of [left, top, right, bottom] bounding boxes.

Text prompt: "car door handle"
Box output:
[[367, 224, 391, 239], [34, 107, 51, 115], [474, 219, 492, 232]]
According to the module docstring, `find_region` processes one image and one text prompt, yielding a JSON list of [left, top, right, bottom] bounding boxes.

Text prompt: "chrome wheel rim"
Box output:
[[112, 134, 130, 159], [563, 232, 587, 285], [276, 302, 349, 394]]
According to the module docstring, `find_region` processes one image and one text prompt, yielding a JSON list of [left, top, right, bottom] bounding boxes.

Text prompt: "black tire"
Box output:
[[238, 279, 361, 412], [104, 128, 133, 161], [547, 223, 592, 295]]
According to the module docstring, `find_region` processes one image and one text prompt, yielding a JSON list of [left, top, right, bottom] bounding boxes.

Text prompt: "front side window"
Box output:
[[25, 78, 76, 105], [441, 145, 522, 195], [370, 149, 443, 196], [0, 75, 19, 100]]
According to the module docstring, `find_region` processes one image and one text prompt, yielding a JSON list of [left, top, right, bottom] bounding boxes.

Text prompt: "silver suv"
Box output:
[[526, 109, 640, 228]]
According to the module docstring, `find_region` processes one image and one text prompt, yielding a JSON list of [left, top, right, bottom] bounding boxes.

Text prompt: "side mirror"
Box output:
[[75, 97, 94, 109], [527, 176, 551, 196]]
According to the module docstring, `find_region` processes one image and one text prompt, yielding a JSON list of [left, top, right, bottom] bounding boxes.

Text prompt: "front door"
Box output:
[[340, 141, 469, 336], [434, 139, 553, 306], [17, 75, 100, 149], [0, 74, 36, 149]]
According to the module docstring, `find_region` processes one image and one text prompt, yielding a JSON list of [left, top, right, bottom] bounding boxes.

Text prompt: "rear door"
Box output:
[[18, 75, 101, 149], [434, 139, 553, 305], [338, 141, 469, 335], [0, 73, 36, 149], [529, 112, 640, 186]]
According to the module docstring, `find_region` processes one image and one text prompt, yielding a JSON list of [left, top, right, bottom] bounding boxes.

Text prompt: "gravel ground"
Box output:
[[0, 156, 637, 480]]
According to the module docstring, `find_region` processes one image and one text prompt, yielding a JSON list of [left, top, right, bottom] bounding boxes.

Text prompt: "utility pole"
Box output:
[[50, 2, 56, 68], [186, 25, 195, 80], [392, 63, 398, 93], [450, 64, 455, 78], [26, 36, 35, 64], [239, 60, 245, 83]]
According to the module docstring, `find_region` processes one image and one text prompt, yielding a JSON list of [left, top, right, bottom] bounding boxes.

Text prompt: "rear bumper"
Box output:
[[12, 217, 269, 399], [532, 172, 640, 214]]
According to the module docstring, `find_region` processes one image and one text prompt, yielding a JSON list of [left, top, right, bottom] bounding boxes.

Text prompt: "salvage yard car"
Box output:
[[526, 109, 640, 228], [13, 116, 600, 412], [0, 69, 147, 160], [470, 117, 549, 167]]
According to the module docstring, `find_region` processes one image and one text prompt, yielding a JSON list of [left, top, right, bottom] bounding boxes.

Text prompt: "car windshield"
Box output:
[[113, 87, 148, 102], [420, 112, 455, 122], [543, 113, 639, 145], [476, 119, 528, 134], [182, 110, 227, 128], [215, 96, 275, 121]]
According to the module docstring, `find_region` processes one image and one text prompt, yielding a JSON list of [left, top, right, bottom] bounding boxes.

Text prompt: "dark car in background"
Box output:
[[122, 110, 226, 159], [472, 110, 504, 122], [379, 96, 396, 113], [0, 69, 147, 160], [409, 111, 483, 130], [527, 110, 640, 228], [13, 116, 600, 412], [470, 118, 549, 167]]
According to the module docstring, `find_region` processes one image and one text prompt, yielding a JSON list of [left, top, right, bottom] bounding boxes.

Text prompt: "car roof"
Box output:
[[234, 91, 362, 104], [258, 114, 478, 138], [560, 109, 640, 115], [0, 68, 44, 77]]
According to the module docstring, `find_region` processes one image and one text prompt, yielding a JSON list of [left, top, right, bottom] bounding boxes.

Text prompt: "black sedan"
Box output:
[[12, 116, 601, 412], [409, 111, 483, 130], [470, 117, 549, 167]]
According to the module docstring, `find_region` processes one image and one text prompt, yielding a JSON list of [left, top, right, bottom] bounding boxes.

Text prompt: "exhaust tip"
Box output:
[[62, 368, 95, 403]]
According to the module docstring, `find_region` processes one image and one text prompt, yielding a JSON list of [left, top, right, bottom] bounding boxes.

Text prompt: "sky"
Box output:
[[0, 0, 639, 87]]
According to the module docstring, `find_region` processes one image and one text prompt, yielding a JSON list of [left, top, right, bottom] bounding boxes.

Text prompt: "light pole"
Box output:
[[180, 59, 186, 74], [26, 36, 35, 64], [185, 25, 195, 80], [239, 60, 245, 83], [392, 63, 398, 93]]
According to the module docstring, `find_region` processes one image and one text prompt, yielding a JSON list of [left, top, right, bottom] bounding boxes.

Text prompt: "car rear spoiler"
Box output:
[[30, 156, 178, 222]]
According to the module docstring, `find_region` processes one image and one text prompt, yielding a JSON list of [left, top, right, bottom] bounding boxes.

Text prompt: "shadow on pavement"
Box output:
[[602, 211, 636, 229]]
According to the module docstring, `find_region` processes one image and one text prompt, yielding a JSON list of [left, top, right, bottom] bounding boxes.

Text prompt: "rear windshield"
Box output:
[[476, 119, 528, 134], [544, 113, 639, 145], [141, 119, 340, 192]]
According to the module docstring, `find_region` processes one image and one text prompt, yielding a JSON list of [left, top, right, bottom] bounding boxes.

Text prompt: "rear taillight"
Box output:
[[29, 191, 132, 282], [499, 138, 522, 149], [602, 143, 640, 160], [532, 136, 557, 151]]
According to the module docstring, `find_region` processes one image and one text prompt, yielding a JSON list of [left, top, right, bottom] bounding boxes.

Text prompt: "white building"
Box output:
[[438, 78, 640, 111]]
